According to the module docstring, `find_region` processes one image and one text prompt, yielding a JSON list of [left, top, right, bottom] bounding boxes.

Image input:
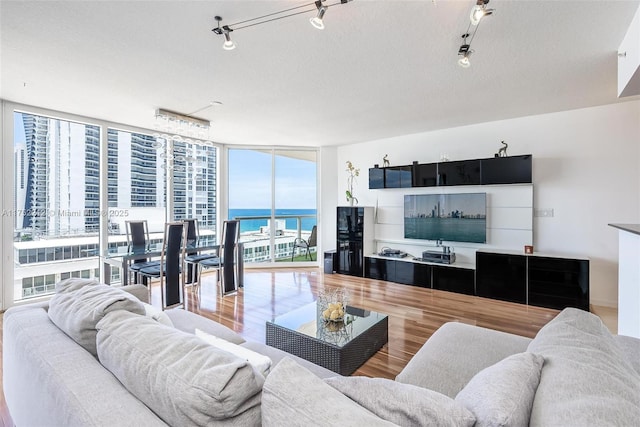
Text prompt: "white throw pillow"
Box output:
[[195, 328, 272, 377], [455, 352, 544, 427], [141, 302, 174, 327]]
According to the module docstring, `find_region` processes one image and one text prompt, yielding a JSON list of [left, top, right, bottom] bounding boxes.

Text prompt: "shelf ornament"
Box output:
[[346, 160, 360, 206]]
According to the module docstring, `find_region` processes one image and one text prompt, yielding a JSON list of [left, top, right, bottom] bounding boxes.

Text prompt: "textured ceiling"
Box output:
[[1, 0, 639, 147]]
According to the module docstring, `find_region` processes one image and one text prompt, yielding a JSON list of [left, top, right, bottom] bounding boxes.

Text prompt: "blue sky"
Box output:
[[228, 149, 317, 210]]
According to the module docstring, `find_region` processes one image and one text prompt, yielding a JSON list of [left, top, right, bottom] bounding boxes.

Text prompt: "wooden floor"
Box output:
[[0, 268, 566, 425]]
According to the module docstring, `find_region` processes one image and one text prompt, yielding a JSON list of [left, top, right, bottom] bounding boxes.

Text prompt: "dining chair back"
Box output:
[[138, 221, 186, 310], [197, 220, 239, 297], [184, 218, 199, 242], [126, 220, 149, 248], [220, 220, 240, 296], [182, 218, 219, 290], [125, 220, 160, 285]]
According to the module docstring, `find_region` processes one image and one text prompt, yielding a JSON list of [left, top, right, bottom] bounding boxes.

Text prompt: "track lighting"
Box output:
[[458, 52, 472, 68], [458, 40, 472, 68], [470, 0, 493, 26], [211, 1, 353, 50], [310, 1, 328, 29], [457, 0, 495, 68], [222, 27, 236, 50]]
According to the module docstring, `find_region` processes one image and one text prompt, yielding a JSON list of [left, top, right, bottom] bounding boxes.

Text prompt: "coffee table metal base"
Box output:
[[266, 315, 388, 375]]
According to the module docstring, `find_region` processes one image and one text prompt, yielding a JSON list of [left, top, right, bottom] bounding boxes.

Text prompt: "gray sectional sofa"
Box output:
[[3, 280, 334, 426], [4, 278, 640, 426]]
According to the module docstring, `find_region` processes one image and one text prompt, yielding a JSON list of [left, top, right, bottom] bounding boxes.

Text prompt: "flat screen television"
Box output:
[[404, 193, 487, 243]]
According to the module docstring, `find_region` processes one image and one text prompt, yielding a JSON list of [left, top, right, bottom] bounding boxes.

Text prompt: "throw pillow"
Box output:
[[527, 307, 640, 426], [54, 277, 99, 294], [195, 328, 271, 377], [455, 352, 545, 427], [48, 283, 145, 357], [96, 310, 263, 426], [325, 376, 476, 427], [142, 302, 174, 327], [262, 357, 396, 427]]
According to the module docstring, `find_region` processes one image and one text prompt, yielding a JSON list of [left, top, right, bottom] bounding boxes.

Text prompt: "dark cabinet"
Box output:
[[365, 258, 431, 287], [365, 257, 389, 281], [476, 251, 590, 310], [337, 207, 374, 277], [527, 256, 589, 311], [368, 168, 384, 189], [368, 155, 532, 189], [480, 155, 532, 185], [384, 166, 412, 188], [437, 160, 481, 186], [432, 265, 475, 295], [337, 240, 364, 276], [365, 257, 477, 291], [413, 163, 438, 187], [476, 252, 527, 304]]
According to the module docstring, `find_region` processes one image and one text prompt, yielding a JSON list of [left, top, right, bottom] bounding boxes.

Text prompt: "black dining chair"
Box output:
[[182, 218, 219, 290], [138, 222, 187, 310], [197, 220, 239, 297], [125, 220, 160, 286], [292, 225, 317, 261]]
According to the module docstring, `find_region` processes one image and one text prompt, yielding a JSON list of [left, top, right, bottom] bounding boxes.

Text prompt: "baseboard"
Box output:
[[590, 298, 618, 309]]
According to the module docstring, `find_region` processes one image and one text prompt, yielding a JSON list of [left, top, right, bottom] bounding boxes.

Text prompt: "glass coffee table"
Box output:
[[266, 301, 388, 375]]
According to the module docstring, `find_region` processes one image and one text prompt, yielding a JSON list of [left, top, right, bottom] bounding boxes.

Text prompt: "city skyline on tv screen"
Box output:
[[404, 193, 487, 243]]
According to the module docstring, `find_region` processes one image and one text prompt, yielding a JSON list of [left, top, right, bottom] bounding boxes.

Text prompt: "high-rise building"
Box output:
[[13, 112, 218, 300]]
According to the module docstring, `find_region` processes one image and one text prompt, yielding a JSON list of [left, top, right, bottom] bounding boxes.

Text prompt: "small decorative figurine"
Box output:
[[495, 140, 508, 157], [383, 154, 390, 167]]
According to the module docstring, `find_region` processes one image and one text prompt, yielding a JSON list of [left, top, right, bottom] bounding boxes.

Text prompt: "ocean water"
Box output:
[[229, 209, 317, 233], [404, 217, 486, 243]]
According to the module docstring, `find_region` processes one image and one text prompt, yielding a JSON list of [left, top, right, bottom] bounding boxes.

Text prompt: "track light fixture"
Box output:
[[458, 39, 472, 68], [212, 1, 353, 50], [470, 0, 494, 26], [457, 0, 495, 68], [222, 28, 236, 50], [213, 16, 236, 50], [310, 1, 328, 30]]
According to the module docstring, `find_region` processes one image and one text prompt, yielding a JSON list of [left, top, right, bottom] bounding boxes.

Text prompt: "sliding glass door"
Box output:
[[228, 148, 317, 264]]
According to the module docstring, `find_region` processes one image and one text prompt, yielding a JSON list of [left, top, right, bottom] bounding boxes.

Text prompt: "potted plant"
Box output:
[[345, 161, 360, 206]]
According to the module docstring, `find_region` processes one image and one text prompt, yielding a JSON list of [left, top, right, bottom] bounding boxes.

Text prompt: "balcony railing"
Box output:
[[231, 214, 317, 263]]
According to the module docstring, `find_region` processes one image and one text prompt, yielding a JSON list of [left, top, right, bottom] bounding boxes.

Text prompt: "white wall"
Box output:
[[319, 146, 338, 257], [333, 100, 640, 307]]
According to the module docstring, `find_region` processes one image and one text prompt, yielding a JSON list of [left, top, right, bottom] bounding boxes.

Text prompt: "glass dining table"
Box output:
[[102, 236, 219, 287]]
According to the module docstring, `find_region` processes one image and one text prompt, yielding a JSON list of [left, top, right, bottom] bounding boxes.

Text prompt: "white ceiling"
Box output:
[[1, 0, 639, 147]]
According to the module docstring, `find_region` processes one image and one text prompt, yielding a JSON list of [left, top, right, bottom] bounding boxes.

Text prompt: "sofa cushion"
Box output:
[[396, 322, 531, 398], [455, 352, 544, 427], [142, 302, 174, 327], [195, 328, 271, 377], [262, 358, 396, 427], [96, 310, 263, 426], [527, 308, 640, 426], [326, 376, 476, 427], [240, 340, 338, 379], [48, 283, 145, 357], [3, 304, 167, 427], [164, 307, 246, 344], [54, 277, 99, 293]]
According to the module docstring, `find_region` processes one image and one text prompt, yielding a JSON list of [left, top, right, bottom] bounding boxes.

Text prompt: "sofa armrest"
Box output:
[[396, 322, 531, 398]]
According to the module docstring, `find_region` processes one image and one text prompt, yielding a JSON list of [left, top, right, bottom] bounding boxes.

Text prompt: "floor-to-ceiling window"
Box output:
[[10, 110, 219, 299], [12, 111, 102, 300], [228, 148, 317, 264]]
